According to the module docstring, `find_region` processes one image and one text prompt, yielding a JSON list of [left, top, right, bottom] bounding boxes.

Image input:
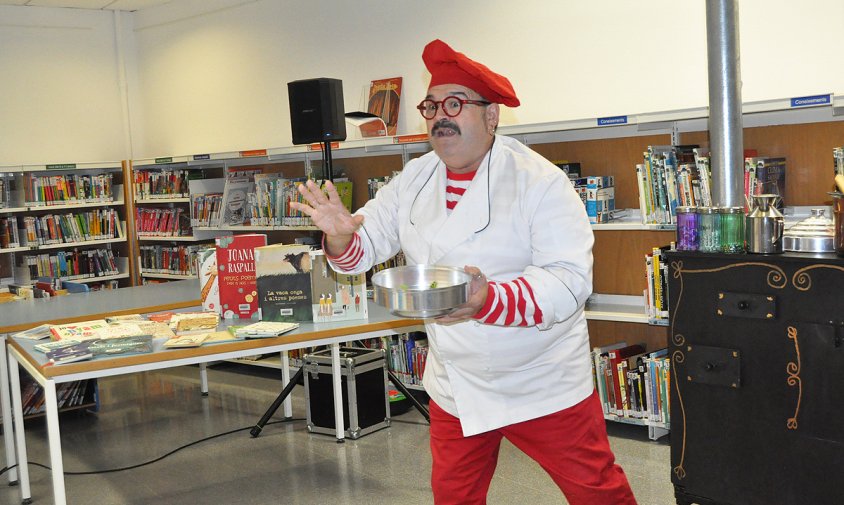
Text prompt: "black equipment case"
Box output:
[[303, 347, 390, 439]]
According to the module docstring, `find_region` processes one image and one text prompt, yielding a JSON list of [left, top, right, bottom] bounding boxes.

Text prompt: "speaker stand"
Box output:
[[323, 140, 334, 182]]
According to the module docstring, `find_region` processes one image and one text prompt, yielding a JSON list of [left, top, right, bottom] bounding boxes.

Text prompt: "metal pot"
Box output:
[[783, 208, 835, 253], [371, 265, 471, 318], [745, 194, 784, 254]]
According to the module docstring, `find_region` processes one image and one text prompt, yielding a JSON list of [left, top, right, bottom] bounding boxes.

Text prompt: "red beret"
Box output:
[[422, 39, 520, 108]]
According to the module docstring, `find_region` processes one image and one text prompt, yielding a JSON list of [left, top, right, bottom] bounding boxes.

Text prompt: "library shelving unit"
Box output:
[[0, 161, 133, 292], [129, 157, 222, 285]]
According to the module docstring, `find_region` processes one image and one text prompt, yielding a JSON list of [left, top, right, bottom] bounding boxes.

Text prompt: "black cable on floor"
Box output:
[[0, 417, 305, 478]]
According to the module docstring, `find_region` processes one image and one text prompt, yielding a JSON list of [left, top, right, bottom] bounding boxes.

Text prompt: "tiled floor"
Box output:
[[1, 362, 675, 504]]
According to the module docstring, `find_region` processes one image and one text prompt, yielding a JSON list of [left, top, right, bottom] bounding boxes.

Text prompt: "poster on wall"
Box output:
[[368, 77, 402, 136]]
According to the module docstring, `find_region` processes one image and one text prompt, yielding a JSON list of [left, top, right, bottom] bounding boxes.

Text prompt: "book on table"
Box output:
[[88, 335, 154, 356], [46, 342, 94, 364], [234, 321, 299, 339], [163, 332, 212, 348]]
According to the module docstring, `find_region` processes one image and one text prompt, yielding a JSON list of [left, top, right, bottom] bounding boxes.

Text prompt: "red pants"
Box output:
[[429, 392, 637, 505]]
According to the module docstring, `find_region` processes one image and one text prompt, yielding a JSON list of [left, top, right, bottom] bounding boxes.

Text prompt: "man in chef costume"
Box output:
[[292, 39, 637, 505]]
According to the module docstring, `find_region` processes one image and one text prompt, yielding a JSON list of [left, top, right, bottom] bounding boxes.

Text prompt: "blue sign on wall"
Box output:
[[597, 115, 628, 126], [790, 94, 831, 107]]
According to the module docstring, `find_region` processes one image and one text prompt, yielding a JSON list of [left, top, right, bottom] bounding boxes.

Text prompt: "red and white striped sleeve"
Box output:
[[323, 233, 365, 272], [473, 277, 544, 327]]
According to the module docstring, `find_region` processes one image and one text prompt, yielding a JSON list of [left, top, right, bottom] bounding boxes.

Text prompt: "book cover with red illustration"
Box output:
[[215, 233, 267, 320], [368, 77, 402, 136]]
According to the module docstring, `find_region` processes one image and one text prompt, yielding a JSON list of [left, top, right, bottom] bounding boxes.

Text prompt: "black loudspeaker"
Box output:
[[287, 78, 347, 145]]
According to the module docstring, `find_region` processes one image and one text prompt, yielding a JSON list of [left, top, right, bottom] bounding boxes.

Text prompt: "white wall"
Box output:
[[0, 5, 129, 165], [1, 0, 842, 163], [130, 0, 844, 159]]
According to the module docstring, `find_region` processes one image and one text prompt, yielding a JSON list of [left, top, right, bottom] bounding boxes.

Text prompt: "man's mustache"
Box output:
[[431, 120, 461, 135]]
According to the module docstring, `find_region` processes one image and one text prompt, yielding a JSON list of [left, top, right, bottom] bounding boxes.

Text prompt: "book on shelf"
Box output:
[[133, 167, 198, 199], [635, 145, 701, 224], [592, 341, 629, 415], [234, 321, 299, 339], [219, 177, 254, 227], [22, 208, 122, 245], [22, 248, 120, 281], [0, 216, 21, 249], [251, 173, 283, 226], [197, 247, 220, 313], [24, 172, 114, 206], [367, 77, 402, 137], [0, 174, 10, 208], [606, 343, 645, 416], [136, 207, 190, 237], [139, 243, 210, 276], [190, 192, 223, 227], [215, 233, 267, 319], [367, 173, 399, 200], [745, 156, 786, 211], [645, 246, 671, 322]]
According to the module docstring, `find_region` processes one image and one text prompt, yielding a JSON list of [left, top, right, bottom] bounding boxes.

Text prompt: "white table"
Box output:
[[1, 284, 422, 505]]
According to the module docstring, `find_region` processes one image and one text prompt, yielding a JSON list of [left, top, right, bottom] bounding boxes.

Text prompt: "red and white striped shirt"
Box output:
[[473, 278, 544, 326], [325, 168, 544, 327], [445, 168, 474, 213]]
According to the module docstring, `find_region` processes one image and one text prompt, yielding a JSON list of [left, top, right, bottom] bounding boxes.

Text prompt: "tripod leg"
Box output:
[[387, 370, 429, 422], [250, 367, 305, 438]]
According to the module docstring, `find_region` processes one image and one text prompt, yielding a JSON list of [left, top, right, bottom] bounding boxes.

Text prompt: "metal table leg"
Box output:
[[280, 351, 292, 419], [199, 362, 209, 397], [331, 343, 344, 442], [43, 380, 67, 505], [7, 354, 31, 504], [0, 335, 18, 485]]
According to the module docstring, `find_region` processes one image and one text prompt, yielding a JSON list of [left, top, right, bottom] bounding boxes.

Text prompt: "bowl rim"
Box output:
[[371, 265, 472, 292]]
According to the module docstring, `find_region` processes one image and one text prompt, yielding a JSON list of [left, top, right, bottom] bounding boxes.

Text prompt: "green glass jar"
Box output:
[[698, 207, 721, 252], [719, 206, 745, 253]]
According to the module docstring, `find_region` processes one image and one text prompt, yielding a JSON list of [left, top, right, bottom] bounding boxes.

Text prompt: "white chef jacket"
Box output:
[[331, 134, 595, 436]]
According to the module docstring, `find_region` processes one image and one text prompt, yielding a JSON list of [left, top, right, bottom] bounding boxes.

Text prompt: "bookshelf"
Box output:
[[0, 161, 133, 292]]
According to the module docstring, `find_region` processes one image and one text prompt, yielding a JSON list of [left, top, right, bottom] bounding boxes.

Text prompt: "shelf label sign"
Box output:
[[393, 134, 429, 144], [46, 163, 76, 170], [154, 157, 173, 164], [193, 154, 211, 161], [790, 94, 831, 107], [307, 142, 340, 151], [597, 115, 628, 126], [239, 149, 267, 157]]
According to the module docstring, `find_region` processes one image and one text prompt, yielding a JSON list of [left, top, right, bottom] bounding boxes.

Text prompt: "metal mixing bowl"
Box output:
[[371, 265, 471, 318]]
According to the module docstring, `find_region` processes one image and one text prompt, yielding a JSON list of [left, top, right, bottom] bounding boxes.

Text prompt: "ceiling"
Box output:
[[0, 0, 173, 11]]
